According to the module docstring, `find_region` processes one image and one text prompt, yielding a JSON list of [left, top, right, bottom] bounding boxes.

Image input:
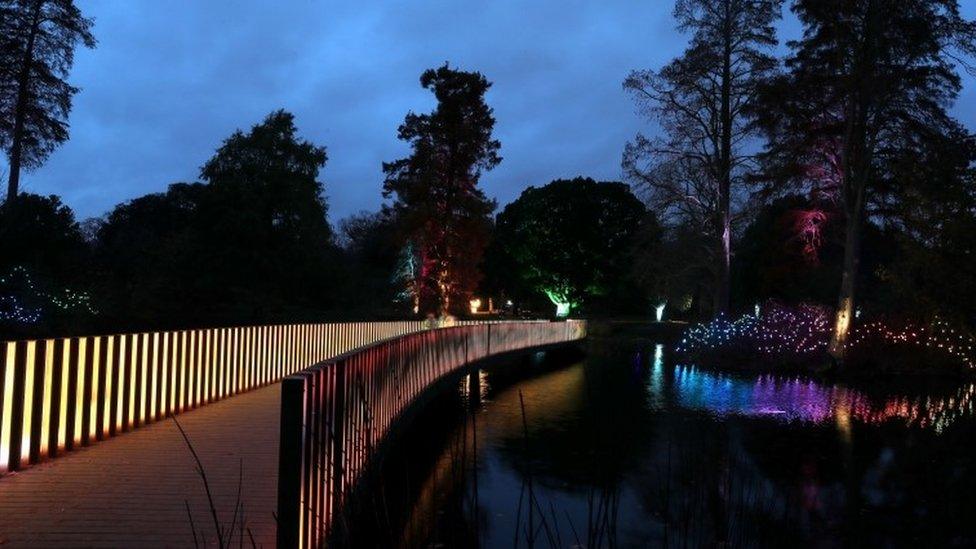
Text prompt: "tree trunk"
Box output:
[[714, 0, 733, 315], [715, 218, 731, 315], [827, 184, 865, 363], [6, 1, 43, 203]]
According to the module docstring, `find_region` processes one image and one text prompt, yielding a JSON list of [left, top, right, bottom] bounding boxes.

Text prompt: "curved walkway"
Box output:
[[0, 383, 281, 548]]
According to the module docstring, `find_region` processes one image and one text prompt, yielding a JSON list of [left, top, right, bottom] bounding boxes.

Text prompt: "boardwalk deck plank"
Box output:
[[0, 383, 280, 548]]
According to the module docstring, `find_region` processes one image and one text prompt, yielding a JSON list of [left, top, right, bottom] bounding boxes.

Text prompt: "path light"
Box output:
[[655, 302, 666, 322], [469, 298, 482, 315]]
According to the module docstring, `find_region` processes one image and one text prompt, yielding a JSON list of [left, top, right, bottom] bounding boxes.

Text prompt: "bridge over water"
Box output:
[[0, 320, 586, 547]]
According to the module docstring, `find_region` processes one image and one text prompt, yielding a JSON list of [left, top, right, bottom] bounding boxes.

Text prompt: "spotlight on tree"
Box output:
[[545, 289, 574, 318], [655, 302, 666, 322]]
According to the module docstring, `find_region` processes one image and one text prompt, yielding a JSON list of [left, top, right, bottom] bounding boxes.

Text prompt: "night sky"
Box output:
[[8, 0, 976, 223]]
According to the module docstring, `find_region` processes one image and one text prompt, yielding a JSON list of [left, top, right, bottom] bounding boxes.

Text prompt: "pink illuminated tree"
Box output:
[[756, 0, 976, 364], [383, 64, 500, 316]]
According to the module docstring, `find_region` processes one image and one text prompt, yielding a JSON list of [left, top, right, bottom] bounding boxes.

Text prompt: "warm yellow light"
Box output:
[[159, 334, 168, 418], [21, 341, 36, 462], [102, 337, 115, 438], [116, 337, 126, 432], [149, 333, 159, 417], [88, 338, 101, 439], [128, 336, 138, 426], [58, 340, 70, 450], [139, 334, 148, 424], [74, 339, 87, 445], [40, 341, 55, 458], [469, 298, 482, 315], [178, 332, 187, 413], [1, 343, 17, 472]]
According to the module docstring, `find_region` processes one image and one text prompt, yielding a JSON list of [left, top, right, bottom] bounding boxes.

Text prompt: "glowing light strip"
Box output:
[[178, 332, 187, 413], [102, 337, 114, 438], [160, 333, 168, 418], [149, 333, 159, 421], [195, 331, 203, 407], [139, 334, 149, 425], [1, 343, 16, 472], [115, 337, 126, 432], [128, 335, 138, 427], [21, 341, 36, 462], [74, 339, 87, 445], [88, 338, 101, 441], [0, 321, 491, 476], [39, 341, 54, 457], [58, 340, 70, 451], [169, 333, 178, 415], [204, 329, 211, 401]]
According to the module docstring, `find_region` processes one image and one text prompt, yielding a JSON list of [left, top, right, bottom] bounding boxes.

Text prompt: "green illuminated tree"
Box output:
[[0, 0, 95, 202], [489, 178, 647, 316]]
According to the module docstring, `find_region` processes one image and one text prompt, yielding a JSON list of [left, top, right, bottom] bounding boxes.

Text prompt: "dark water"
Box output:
[[352, 342, 976, 548]]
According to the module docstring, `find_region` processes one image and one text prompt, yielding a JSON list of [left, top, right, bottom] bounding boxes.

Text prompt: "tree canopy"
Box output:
[[755, 0, 976, 360], [93, 110, 337, 329], [0, 0, 95, 201], [489, 177, 648, 316], [624, 0, 783, 314], [383, 63, 500, 315]]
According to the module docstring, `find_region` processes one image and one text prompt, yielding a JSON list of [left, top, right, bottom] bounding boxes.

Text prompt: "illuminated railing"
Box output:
[[275, 320, 587, 549], [0, 321, 452, 476]]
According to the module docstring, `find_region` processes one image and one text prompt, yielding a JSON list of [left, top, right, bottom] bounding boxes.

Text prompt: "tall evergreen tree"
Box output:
[[624, 0, 782, 315], [0, 0, 95, 202], [383, 64, 500, 316], [756, 0, 976, 362]]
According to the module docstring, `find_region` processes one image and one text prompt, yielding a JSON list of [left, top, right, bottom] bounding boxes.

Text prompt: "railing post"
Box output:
[[330, 360, 347, 536], [277, 376, 306, 549]]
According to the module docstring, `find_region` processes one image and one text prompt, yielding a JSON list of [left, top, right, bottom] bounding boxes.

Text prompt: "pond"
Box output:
[[347, 341, 976, 548]]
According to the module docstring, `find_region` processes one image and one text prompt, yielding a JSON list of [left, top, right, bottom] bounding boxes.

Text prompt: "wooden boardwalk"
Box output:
[[0, 383, 282, 548]]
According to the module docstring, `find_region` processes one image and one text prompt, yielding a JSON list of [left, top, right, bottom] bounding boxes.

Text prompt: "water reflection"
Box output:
[[646, 345, 976, 433], [360, 343, 976, 548]]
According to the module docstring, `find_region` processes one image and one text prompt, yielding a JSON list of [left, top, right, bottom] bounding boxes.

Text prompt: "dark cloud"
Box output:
[[8, 0, 976, 222]]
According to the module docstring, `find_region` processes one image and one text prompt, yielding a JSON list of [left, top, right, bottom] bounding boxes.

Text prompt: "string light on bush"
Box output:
[[0, 295, 42, 323], [677, 302, 976, 370], [0, 266, 98, 324]]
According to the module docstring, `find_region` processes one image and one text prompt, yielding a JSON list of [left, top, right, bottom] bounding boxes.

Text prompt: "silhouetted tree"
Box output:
[[94, 111, 337, 329], [876, 127, 976, 325], [383, 64, 500, 316], [632, 219, 712, 320], [337, 210, 402, 315], [93, 183, 209, 327], [488, 178, 647, 316], [0, 193, 92, 336], [756, 0, 976, 362], [198, 110, 335, 318], [0, 192, 85, 278], [624, 0, 782, 315], [0, 0, 95, 201]]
